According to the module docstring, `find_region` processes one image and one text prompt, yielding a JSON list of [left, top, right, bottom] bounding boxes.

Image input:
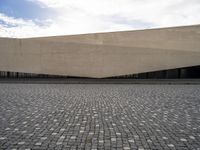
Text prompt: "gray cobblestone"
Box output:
[[0, 84, 200, 150]]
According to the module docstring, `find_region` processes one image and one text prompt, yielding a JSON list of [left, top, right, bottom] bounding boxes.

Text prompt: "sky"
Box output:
[[0, 0, 200, 38]]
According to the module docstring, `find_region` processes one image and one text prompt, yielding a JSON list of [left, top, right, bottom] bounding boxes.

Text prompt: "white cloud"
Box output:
[[1, 0, 200, 38], [0, 13, 55, 38]]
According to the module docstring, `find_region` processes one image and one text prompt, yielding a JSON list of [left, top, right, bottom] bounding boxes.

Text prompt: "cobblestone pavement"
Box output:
[[0, 84, 200, 150]]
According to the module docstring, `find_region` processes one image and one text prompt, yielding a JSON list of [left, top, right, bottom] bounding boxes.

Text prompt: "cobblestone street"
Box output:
[[0, 84, 200, 150]]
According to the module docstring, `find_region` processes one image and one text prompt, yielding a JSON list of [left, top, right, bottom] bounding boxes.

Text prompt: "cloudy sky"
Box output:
[[0, 0, 200, 38]]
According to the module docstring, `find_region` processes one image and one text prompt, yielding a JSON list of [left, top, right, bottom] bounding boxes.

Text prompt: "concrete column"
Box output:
[[166, 69, 179, 79]]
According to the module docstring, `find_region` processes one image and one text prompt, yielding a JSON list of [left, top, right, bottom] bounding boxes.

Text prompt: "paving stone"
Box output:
[[35, 142, 42, 146], [180, 138, 187, 142], [0, 84, 200, 150]]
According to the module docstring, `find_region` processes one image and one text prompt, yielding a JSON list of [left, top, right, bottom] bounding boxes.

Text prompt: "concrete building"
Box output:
[[0, 25, 200, 78]]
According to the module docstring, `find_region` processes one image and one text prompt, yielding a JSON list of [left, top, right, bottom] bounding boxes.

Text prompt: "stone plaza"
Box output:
[[0, 84, 200, 150]]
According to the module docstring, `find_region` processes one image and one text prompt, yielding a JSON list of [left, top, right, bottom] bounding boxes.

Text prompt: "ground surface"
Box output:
[[0, 84, 200, 150]]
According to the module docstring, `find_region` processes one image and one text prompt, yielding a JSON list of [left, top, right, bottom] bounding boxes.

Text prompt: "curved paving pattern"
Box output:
[[0, 84, 200, 150]]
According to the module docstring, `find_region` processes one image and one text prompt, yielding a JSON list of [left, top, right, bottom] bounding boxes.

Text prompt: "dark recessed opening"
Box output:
[[1, 65, 200, 79]]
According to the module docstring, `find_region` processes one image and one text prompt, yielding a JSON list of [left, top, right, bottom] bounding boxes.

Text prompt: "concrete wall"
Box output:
[[0, 25, 200, 78]]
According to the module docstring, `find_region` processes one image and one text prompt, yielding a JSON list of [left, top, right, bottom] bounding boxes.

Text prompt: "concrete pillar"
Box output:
[[166, 69, 179, 79], [139, 73, 149, 79]]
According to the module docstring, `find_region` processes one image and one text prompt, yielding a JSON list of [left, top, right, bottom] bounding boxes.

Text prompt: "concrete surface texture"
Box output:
[[0, 25, 200, 78]]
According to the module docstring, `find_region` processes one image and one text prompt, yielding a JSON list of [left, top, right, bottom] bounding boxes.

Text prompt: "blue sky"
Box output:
[[0, 0, 200, 38], [0, 0, 53, 20]]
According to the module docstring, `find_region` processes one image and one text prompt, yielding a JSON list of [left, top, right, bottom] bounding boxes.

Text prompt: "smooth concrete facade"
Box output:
[[0, 25, 200, 78]]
